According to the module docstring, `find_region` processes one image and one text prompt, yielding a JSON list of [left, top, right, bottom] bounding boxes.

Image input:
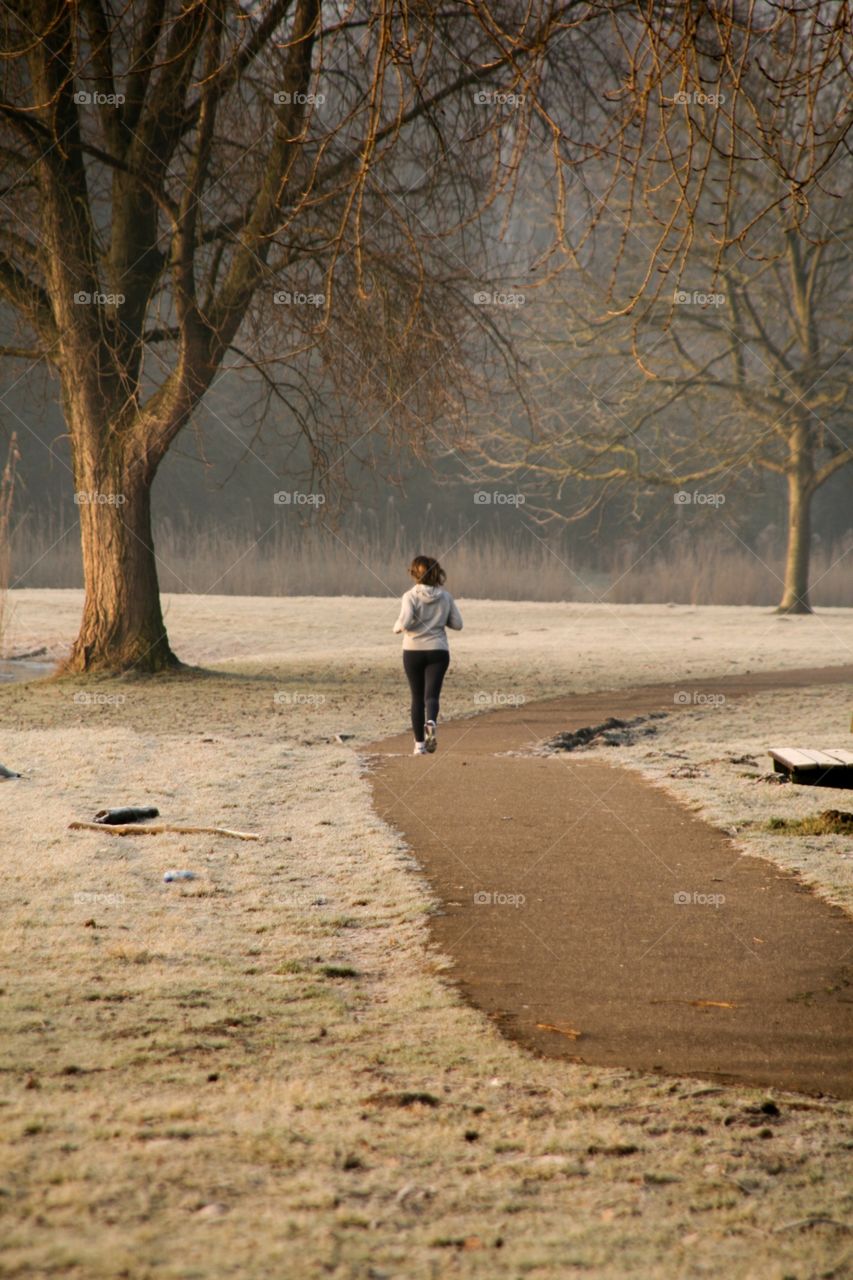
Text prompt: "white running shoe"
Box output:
[[424, 721, 437, 753], [413, 742, 427, 755]]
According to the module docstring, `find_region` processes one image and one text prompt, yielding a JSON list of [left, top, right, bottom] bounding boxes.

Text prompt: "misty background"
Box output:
[[3, 105, 851, 605], [6, 276, 852, 605], [6, 360, 850, 604]]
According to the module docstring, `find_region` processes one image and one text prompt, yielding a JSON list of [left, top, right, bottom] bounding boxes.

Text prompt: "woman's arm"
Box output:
[[393, 593, 417, 633], [446, 595, 463, 630]]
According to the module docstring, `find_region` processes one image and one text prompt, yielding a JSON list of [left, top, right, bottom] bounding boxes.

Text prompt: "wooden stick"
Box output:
[[68, 821, 261, 841]]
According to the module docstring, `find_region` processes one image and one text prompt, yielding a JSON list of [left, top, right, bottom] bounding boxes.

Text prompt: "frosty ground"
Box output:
[[0, 590, 851, 1279]]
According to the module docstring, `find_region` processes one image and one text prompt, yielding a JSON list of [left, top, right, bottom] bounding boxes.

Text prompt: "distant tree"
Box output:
[[652, 177, 852, 615], [467, 0, 853, 612], [0, 432, 19, 645], [0, 0, 576, 671]]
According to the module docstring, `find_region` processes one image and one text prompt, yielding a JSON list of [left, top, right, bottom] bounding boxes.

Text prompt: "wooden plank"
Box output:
[[769, 746, 853, 790], [799, 750, 853, 767], [770, 748, 853, 769], [770, 748, 824, 769]]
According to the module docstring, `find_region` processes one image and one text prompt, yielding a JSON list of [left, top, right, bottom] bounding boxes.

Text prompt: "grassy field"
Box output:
[[0, 593, 851, 1278]]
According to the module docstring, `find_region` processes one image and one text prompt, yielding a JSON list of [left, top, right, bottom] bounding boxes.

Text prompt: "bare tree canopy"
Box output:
[[0, 0, 579, 671], [558, 0, 853, 308], [466, 0, 853, 613]]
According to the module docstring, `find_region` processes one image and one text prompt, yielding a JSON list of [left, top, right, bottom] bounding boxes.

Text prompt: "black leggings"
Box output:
[[403, 649, 450, 741]]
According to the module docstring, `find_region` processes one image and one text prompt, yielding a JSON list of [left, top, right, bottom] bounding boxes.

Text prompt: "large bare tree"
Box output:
[[0, 0, 580, 672]]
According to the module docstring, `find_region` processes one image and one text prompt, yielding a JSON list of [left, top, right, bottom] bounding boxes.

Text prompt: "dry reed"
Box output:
[[8, 518, 853, 607]]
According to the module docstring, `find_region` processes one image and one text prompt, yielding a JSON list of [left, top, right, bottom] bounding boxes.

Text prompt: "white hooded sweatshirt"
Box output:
[[393, 584, 463, 652]]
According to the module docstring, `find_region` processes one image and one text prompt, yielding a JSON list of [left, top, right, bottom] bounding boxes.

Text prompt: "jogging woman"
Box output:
[[393, 555, 463, 755]]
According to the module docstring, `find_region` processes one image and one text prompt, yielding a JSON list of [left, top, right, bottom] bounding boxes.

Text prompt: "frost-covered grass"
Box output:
[[0, 592, 851, 1278]]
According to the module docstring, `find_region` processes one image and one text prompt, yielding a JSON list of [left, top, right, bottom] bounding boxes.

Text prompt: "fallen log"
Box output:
[[94, 806, 160, 825], [68, 821, 261, 841]]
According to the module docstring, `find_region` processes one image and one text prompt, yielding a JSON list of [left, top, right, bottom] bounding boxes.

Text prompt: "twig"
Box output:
[[68, 821, 261, 841], [773, 1216, 851, 1234]]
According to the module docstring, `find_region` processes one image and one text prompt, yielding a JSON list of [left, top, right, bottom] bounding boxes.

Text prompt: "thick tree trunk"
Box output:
[[777, 426, 814, 615], [63, 451, 179, 673]]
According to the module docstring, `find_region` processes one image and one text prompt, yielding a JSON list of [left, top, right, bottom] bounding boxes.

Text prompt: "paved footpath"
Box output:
[[368, 665, 853, 1098]]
